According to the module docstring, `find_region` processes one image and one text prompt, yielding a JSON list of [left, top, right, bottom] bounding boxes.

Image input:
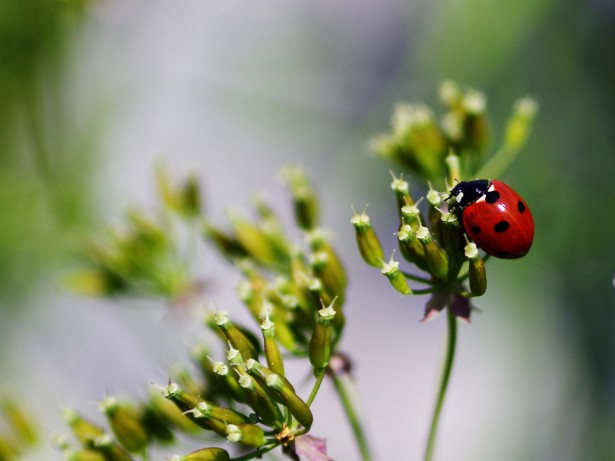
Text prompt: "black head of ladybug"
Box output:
[[449, 179, 497, 219]]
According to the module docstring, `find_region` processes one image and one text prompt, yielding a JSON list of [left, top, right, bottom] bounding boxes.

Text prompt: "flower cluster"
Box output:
[[61, 166, 345, 460], [354, 81, 538, 321]]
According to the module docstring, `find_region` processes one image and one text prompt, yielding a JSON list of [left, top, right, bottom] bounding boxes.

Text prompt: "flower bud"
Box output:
[[416, 226, 449, 279], [213, 311, 259, 360], [245, 359, 313, 430], [1, 400, 37, 445], [191, 401, 250, 426], [390, 173, 414, 220], [351, 208, 385, 268], [440, 211, 465, 255], [261, 316, 285, 376], [62, 409, 106, 447], [226, 423, 267, 448], [227, 211, 280, 267], [397, 224, 429, 271], [380, 253, 412, 295], [171, 447, 231, 461], [99, 397, 148, 454], [162, 384, 226, 436], [65, 449, 107, 461], [280, 165, 319, 230], [210, 360, 251, 404], [202, 222, 247, 261], [504, 97, 538, 152], [147, 390, 200, 435], [465, 243, 487, 296], [309, 300, 336, 376], [461, 90, 489, 152], [236, 370, 283, 428]]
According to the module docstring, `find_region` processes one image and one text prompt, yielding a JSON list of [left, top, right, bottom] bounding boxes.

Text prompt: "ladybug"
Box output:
[[449, 179, 534, 259]]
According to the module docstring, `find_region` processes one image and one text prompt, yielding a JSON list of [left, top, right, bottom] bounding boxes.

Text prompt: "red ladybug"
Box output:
[[449, 179, 534, 259]]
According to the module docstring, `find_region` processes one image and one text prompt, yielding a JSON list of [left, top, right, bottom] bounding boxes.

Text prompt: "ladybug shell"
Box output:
[[459, 180, 534, 259]]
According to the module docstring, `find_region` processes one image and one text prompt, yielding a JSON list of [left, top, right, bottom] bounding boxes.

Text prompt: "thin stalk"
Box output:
[[331, 372, 373, 461], [232, 442, 278, 461], [401, 270, 435, 285], [306, 372, 326, 407], [424, 306, 458, 461]]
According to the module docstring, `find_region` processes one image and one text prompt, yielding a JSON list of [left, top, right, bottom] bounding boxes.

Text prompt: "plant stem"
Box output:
[[306, 372, 326, 406], [331, 372, 373, 461], [424, 306, 458, 461]]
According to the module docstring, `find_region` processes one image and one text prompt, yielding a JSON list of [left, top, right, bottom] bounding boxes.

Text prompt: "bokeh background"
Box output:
[[1, 0, 615, 459]]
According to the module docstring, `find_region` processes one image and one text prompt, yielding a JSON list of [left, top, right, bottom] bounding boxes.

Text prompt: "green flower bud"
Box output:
[[141, 404, 175, 445], [261, 316, 285, 376], [91, 435, 133, 461], [202, 222, 247, 261], [280, 165, 319, 230], [439, 80, 462, 107], [416, 226, 449, 279], [245, 359, 313, 430], [1, 400, 37, 445], [65, 449, 107, 461], [466, 243, 487, 296], [99, 397, 148, 454], [190, 401, 250, 426], [461, 90, 489, 152], [306, 230, 347, 299], [400, 198, 424, 229], [236, 370, 283, 428], [62, 409, 106, 447], [309, 300, 336, 376], [0, 436, 19, 460], [226, 423, 267, 448], [351, 208, 385, 267], [227, 211, 281, 267], [397, 224, 429, 271], [440, 211, 465, 255], [381, 253, 412, 295], [147, 391, 200, 435], [163, 384, 228, 435], [213, 311, 259, 360], [504, 98, 538, 152], [210, 360, 251, 404], [171, 447, 231, 461], [390, 172, 414, 220]]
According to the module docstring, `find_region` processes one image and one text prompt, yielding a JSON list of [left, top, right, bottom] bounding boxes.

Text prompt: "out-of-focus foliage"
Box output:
[[0, 0, 96, 307]]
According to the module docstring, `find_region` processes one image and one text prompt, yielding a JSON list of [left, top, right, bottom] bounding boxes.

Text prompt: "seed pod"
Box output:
[[381, 254, 412, 295], [226, 423, 267, 448], [147, 391, 200, 435], [91, 435, 133, 461], [210, 360, 251, 404], [309, 301, 336, 376], [261, 316, 285, 376], [227, 211, 279, 266], [171, 447, 231, 461], [504, 98, 538, 153], [440, 212, 465, 255], [351, 209, 385, 268], [99, 397, 148, 454], [416, 226, 449, 279], [202, 222, 246, 261], [465, 243, 487, 296]]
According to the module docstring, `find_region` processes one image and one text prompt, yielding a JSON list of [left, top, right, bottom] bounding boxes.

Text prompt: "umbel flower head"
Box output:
[[354, 80, 538, 321], [61, 166, 344, 461]]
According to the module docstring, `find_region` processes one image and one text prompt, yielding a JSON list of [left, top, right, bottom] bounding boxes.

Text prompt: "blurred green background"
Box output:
[[1, 0, 614, 460]]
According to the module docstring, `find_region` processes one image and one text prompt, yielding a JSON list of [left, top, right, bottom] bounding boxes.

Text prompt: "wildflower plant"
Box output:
[[60, 166, 365, 461], [354, 80, 538, 460]]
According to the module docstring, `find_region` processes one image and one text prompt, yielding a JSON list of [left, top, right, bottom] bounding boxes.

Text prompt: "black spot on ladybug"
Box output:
[[517, 201, 526, 213], [494, 220, 510, 233], [498, 251, 510, 258], [485, 191, 500, 204], [471, 225, 481, 234]]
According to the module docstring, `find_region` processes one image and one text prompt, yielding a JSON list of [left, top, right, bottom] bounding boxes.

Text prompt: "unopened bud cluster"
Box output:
[[61, 166, 345, 460]]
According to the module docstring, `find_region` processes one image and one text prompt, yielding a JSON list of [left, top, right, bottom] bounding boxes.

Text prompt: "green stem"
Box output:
[[231, 442, 278, 461], [424, 306, 458, 461], [306, 372, 326, 406], [331, 372, 373, 461], [401, 271, 435, 285], [475, 146, 515, 179]]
